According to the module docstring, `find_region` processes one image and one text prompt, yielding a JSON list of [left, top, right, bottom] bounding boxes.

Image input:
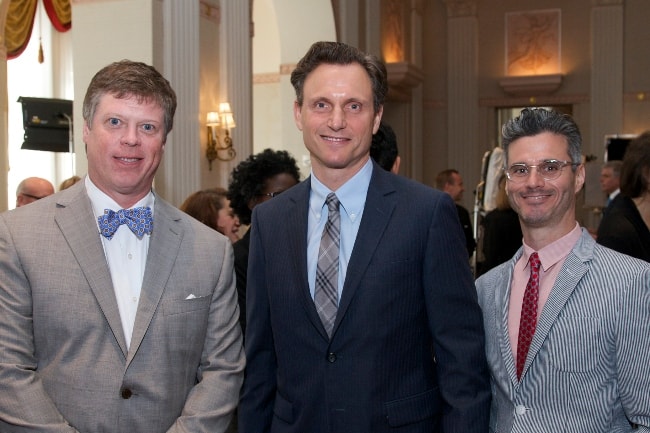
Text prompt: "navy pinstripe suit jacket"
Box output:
[[476, 229, 650, 433], [239, 162, 491, 433]]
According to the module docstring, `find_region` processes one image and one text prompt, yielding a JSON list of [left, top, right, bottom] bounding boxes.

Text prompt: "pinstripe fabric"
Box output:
[[476, 229, 650, 433]]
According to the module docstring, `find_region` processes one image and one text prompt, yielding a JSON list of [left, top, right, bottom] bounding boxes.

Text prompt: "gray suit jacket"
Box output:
[[476, 229, 650, 433], [0, 182, 244, 433]]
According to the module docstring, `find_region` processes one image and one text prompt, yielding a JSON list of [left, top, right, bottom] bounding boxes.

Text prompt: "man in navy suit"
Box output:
[[239, 41, 490, 433]]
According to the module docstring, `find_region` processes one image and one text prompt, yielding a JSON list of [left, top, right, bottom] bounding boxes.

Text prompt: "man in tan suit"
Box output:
[[0, 60, 244, 432]]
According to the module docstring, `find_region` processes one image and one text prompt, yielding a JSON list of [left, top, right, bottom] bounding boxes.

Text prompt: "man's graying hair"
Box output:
[[290, 41, 388, 113], [82, 59, 177, 140], [502, 108, 582, 169]]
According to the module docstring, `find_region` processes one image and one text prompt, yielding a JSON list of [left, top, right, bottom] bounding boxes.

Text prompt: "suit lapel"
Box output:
[[54, 185, 129, 356], [495, 256, 520, 385], [127, 198, 182, 364], [522, 250, 588, 378], [286, 181, 330, 340], [333, 169, 396, 336]]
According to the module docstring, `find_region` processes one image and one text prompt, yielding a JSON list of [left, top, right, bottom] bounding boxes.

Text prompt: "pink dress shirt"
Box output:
[[508, 223, 582, 359]]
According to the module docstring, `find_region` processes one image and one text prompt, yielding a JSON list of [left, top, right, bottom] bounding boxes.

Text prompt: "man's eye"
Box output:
[[348, 103, 361, 111], [142, 124, 155, 132], [315, 102, 328, 109], [542, 163, 560, 172], [511, 166, 528, 175], [108, 118, 120, 126]]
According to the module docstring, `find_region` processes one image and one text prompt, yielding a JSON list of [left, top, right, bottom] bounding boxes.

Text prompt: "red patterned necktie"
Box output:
[[516, 252, 541, 380]]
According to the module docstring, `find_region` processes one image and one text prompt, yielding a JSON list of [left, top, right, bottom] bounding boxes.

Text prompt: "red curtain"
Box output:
[[5, 0, 71, 60]]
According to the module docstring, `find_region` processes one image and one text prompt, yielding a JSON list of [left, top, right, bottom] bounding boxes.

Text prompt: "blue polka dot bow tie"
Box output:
[[97, 206, 153, 240]]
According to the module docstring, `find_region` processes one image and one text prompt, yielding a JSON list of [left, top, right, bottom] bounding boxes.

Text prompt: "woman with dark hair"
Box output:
[[179, 187, 240, 244], [597, 131, 650, 262], [227, 148, 300, 335]]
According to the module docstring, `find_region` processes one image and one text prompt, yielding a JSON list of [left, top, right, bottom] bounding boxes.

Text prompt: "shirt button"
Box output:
[[121, 388, 133, 399], [127, 253, 133, 260], [132, 297, 138, 303], [515, 405, 527, 416], [327, 352, 337, 363]]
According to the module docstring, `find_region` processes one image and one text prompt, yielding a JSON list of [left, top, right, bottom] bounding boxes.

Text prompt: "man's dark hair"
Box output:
[[370, 121, 398, 171], [290, 41, 388, 113], [501, 108, 582, 168], [227, 149, 300, 225]]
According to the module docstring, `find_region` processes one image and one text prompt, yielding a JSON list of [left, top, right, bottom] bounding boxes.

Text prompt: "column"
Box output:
[[215, 0, 252, 189], [0, 0, 9, 211], [591, 0, 624, 156], [445, 0, 479, 205], [158, 0, 201, 206]]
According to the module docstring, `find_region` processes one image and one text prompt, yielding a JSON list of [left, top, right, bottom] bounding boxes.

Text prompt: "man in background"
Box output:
[[600, 159, 622, 208], [370, 120, 400, 173], [15, 176, 54, 207], [0, 60, 243, 433], [476, 108, 650, 432], [436, 169, 476, 257]]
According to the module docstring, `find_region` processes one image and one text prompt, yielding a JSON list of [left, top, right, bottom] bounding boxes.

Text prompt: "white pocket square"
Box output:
[[185, 294, 197, 300]]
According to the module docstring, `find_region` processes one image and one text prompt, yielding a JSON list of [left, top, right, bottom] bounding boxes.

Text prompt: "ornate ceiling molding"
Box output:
[[443, 0, 477, 18]]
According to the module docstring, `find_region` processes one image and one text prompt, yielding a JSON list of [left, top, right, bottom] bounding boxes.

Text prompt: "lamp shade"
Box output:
[[218, 102, 235, 129], [206, 111, 220, 126]]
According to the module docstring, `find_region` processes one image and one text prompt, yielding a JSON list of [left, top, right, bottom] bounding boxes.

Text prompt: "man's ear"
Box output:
[[574, 163, 586, 193], [391, 156, 401, 174], [293, 101, 303, 131]]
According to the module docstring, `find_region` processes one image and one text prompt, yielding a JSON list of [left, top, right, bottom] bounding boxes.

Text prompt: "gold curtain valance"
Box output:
[[5, 0, 71, 60]]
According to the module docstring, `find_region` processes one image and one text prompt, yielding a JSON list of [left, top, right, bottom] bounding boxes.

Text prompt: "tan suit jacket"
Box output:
[[0, 181, 244, 433]]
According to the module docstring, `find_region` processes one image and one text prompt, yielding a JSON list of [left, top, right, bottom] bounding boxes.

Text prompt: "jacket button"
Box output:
[[327, 352, 336, 363], [515, 405, 526, 415], [121, 388, 133, 399]]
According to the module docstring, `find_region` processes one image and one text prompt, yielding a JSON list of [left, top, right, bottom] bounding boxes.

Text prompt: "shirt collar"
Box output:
[[522, 222, 582, 272], [309, 158, 373, 222], [85, 176, 155, 219]]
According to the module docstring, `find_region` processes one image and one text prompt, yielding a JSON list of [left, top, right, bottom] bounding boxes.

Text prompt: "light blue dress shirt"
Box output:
[[307, 158, 373, 301]]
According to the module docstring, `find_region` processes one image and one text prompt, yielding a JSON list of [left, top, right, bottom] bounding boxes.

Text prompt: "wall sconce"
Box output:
[[205, 102, 236, 170]]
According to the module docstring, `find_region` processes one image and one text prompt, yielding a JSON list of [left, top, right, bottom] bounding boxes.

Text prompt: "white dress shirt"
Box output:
[[86, 176, 154, 350]]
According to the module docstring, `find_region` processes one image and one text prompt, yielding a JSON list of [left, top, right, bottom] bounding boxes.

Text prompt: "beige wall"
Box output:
[[2, 0, 649, 212], [416, 0, 650, 214]]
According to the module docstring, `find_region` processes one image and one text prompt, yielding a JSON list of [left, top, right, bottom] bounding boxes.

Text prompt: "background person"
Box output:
[[180, 187, 241, 244], [59, 175, 82, 191], [479, 174, 522, 275], [599, 159, 622, 209], [15, 176, 54, 207], [0, 60, 244, 433], [239, 41, 490, 433], [597, 131, 650, 262], [476, 108, 650, 432], [227, 148, 301, 337], [436, 168, 476, 257], [370, 120, 400, 173]]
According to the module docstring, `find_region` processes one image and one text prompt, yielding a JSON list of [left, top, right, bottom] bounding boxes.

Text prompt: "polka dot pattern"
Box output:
[[97, 206, 153, 240], [516, 252, 541, 380]]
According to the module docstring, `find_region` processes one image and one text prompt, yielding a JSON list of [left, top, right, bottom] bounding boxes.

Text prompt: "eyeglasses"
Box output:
[[505, 160, 579, 182], [256, 191, 284, 198], [20, 192, 48, 200]]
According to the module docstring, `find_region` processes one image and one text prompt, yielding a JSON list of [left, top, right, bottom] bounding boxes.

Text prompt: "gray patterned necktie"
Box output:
[[315, 193, 340, 337]]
